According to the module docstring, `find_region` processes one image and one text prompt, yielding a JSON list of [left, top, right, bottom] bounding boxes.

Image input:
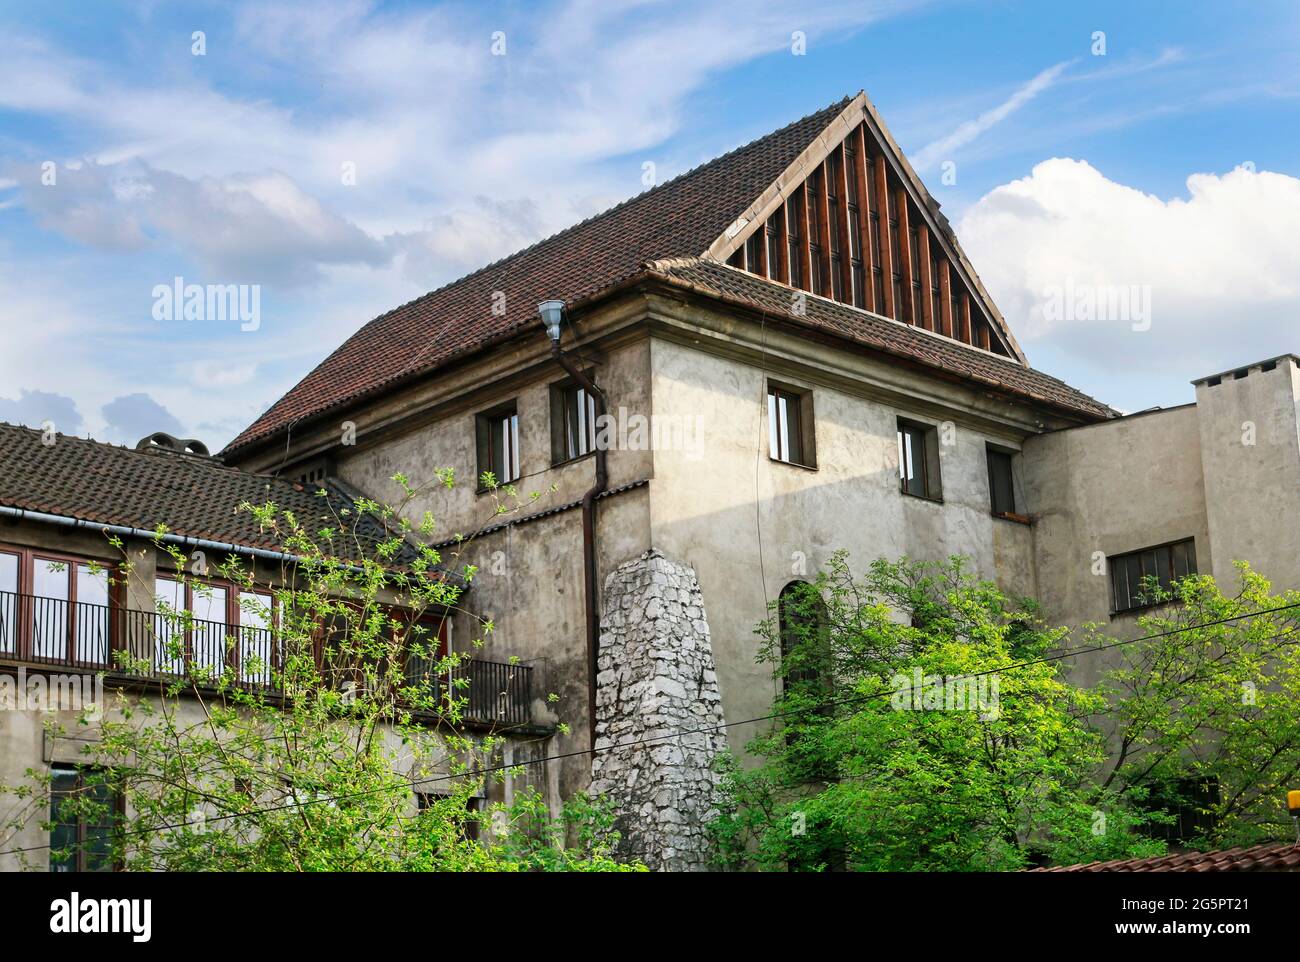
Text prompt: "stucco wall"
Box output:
[[644, 335, 1040, 757], [1020, 405, 1212, 686], [1195, 358, 1300, 591]]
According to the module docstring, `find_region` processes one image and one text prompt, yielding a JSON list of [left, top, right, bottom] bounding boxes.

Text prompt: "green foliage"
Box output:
[[0, 473, 638, 872], [716, 556, 1300, 871]]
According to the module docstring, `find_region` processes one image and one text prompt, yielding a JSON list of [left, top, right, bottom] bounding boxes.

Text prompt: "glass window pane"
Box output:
[[75, 565, 110, 665], [0, 551, 16, 656], [49, 767, 79, 872], [238, 591, 274, 685], [32, 559, 68, 660], [154, 577, 185, 674], [767, 392, 779, 459], [190, 585, 228, 676]]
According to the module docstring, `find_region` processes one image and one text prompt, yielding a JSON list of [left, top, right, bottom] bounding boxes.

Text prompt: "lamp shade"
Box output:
[[538, 300, 565, 342]]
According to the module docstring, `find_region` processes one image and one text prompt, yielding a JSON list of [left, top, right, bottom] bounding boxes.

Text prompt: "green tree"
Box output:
[[1098, 562, 1300, 849], [711, 555, 1164, 871], [0, 471, 641, 872]]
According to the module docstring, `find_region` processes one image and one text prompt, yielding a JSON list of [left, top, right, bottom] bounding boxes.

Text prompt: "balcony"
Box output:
[[0, 590, 532, 727]]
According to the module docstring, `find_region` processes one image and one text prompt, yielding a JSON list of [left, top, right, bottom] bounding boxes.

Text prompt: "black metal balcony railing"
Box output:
[[0, 590, 531, 726]]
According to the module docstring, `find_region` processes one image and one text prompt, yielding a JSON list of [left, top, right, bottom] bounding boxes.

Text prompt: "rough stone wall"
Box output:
[[589, 549, 727, 871]]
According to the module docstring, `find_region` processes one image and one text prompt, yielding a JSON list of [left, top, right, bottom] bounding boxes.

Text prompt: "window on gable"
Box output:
[[807, 171, 825, 296], [826, 150, 844, 302], [767, 383, 815, 468], [550, 380, 598, 464], [898, 419, 942, 501], [785, 191, 805, 289], [986, 446, 1017, 516], [765, 212, 781, 279], [1109, 539, 1197, 614], [745, 229, 765, 278], [50, 765, 121, 872], [866, 155, 883, 308], [475, 403, 520, 486]]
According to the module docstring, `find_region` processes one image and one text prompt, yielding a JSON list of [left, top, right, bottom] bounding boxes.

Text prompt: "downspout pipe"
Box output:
[[547, 330, 609, 748]]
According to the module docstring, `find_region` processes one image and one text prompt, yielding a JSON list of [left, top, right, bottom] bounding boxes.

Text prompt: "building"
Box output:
[[3, 91, 1299, 870]]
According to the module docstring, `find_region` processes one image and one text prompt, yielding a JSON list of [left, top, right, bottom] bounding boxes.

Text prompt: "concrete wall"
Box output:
[[1020, 405, 1212, 685], [1195, 357, 1300, 591], [644, 332, 1041, 757], [333, 336, 657, 800]]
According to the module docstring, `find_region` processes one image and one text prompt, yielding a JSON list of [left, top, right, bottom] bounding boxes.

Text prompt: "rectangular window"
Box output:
[[237, 589, 277, 685], [987, 447, 1016, 516], [765, 212, 780, 278], [1109, 539, 1197, 613], [550, 380, 599, 464], [476, 403, 520, 486], [50, 765, 120, 872], [827, 152, 844, 302], [31, 557, 109, 665], [807, 172, 825, 296], [745, 229, 764, 277], [0, 550, 16, 656], [898, 420, 942, 500], [767, 384, 814, 467], [887, 191, 903, 316], [416, 792, 482, 842]]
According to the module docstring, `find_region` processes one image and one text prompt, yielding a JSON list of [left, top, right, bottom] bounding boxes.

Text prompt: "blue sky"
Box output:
[[1, 0, 1298, 446]]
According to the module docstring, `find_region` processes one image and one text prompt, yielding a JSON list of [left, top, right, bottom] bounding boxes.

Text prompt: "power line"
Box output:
[[3, 599, 1299, 860]]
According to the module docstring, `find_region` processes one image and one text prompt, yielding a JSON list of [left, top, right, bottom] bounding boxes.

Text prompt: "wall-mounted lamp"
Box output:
[[538, 299, 566, 343]]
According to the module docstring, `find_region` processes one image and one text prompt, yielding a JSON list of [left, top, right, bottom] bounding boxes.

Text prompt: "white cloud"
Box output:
[[14, 159, 390, 285], [959, 159, 1300, 402], [912, 60, 1073, 171]]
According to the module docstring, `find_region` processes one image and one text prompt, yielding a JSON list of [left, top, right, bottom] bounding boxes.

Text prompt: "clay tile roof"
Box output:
[[1028, 841, 1300, 872], [647, 257, 1113, 420], [223, 97, 854, 456], [0, 421, 398, 558]]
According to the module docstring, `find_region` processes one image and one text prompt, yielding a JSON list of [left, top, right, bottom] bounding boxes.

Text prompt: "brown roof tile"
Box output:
[[223, 98, 853, 455], [646, 257, 1113, 420], [0, 422, 394, 556], [1029, 840, 1300, 872]]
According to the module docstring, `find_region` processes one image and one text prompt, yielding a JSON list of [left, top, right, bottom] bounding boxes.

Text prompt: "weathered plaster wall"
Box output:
[[1020, 405, 1212, 686], [644, 332, 1041, 758], [334, 338, 656, 801], [1194, 358, 1300, 591]]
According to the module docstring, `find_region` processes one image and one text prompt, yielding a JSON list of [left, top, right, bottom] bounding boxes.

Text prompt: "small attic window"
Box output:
[[1260, 360, 1277, 372], [1204, 376, 1222, 387]]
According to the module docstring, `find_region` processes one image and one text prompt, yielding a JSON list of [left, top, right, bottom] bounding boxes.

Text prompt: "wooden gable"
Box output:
[[706, 92, 1023, 361]]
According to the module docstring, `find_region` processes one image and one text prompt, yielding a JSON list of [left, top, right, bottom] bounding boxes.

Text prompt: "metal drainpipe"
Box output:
[[548, 339, 609, 747]]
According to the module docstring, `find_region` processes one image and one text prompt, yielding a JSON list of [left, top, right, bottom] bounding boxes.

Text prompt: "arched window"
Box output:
[[778, 581, 827, 691]]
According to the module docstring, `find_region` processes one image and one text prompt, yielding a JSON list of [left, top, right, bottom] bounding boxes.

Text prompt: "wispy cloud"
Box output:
[[912, 60, 1075, 171]]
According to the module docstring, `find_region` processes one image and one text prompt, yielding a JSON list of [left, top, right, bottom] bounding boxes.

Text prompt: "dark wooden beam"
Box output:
[[798, 180, 813, 291], [917, 223, 934, 331], [852, 125, 877, 313], [939, 258, 953, 338], [960, 292, 973, 344], [873, 157, 894, 319], [895, 189, 914, 324], [833, 143, 854, 305], [815, 164, 833, 298], [774, 201, 789, 285]]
